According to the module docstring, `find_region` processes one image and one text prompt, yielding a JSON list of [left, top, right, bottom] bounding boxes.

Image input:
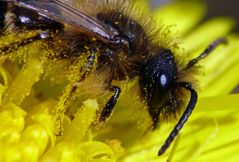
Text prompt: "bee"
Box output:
[[0, 0, 226, 156]]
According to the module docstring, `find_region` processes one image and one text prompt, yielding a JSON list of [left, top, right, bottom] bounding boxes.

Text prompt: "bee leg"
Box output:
[[54, 51, 97, 136], [158, 82, 197, 156], [99, 85, 121, 122], [60, 52, 97, 105], [0, 34, 43, 55], [186, 38, 227, 68]]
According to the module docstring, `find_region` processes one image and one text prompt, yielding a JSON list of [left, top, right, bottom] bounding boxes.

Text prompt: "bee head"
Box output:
[[139, 49, 177, 128]]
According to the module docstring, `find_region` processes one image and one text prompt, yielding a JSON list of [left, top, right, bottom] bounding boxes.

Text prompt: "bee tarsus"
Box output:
[[187, 38, 227, 68], [100, 85, 121, 122]]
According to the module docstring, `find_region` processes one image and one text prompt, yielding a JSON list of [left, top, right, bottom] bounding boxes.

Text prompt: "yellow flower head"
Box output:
[[0, 0, 239, 162]]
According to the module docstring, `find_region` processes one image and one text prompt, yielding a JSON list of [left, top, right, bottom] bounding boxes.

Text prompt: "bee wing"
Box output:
[[7, 0, 119, 43]]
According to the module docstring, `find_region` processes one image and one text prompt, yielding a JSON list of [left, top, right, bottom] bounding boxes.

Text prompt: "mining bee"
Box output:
[[0, 0, 226, 156]]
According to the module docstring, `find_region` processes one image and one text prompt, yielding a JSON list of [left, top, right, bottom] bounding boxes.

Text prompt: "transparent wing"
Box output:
[[6, 0, 119, 43]]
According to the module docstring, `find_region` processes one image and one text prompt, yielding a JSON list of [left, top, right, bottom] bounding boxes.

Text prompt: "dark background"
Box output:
[[151, 0, 239, 32], [204, 0, 239, 32]]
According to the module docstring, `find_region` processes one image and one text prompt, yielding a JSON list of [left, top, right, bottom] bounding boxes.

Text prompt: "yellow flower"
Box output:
[[0, 1, 239, 162]]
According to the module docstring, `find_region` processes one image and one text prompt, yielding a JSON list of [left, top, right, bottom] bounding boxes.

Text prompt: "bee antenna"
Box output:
[[158, 82, 197, 156], [186, 38, 227, 69]]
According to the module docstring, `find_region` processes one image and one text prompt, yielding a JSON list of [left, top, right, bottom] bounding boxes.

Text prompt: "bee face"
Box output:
[[139, 50, 178, 128], [0, 0, 226, 156]]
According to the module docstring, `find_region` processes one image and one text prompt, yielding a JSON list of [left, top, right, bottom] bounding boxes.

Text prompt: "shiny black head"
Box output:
[[139, 50, 177, 128]]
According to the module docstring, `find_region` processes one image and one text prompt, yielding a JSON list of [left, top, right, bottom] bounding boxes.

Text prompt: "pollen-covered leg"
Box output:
[[0, 34, 43, 55], [99, 85, 121, 122], [54, 51, 97, 136]]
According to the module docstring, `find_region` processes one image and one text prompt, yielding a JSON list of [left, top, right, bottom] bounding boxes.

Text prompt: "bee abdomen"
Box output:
[[12, 5, 64, 31]]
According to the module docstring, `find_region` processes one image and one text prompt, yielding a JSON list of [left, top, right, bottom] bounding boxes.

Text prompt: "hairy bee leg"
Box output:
[[158, 82, 197, 156], [0, 34, 43, 55], [58, 49, 96, 107], [99, 85, 121, 122], [187, 38, 227, 68], [54, 52, 97, 136]]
